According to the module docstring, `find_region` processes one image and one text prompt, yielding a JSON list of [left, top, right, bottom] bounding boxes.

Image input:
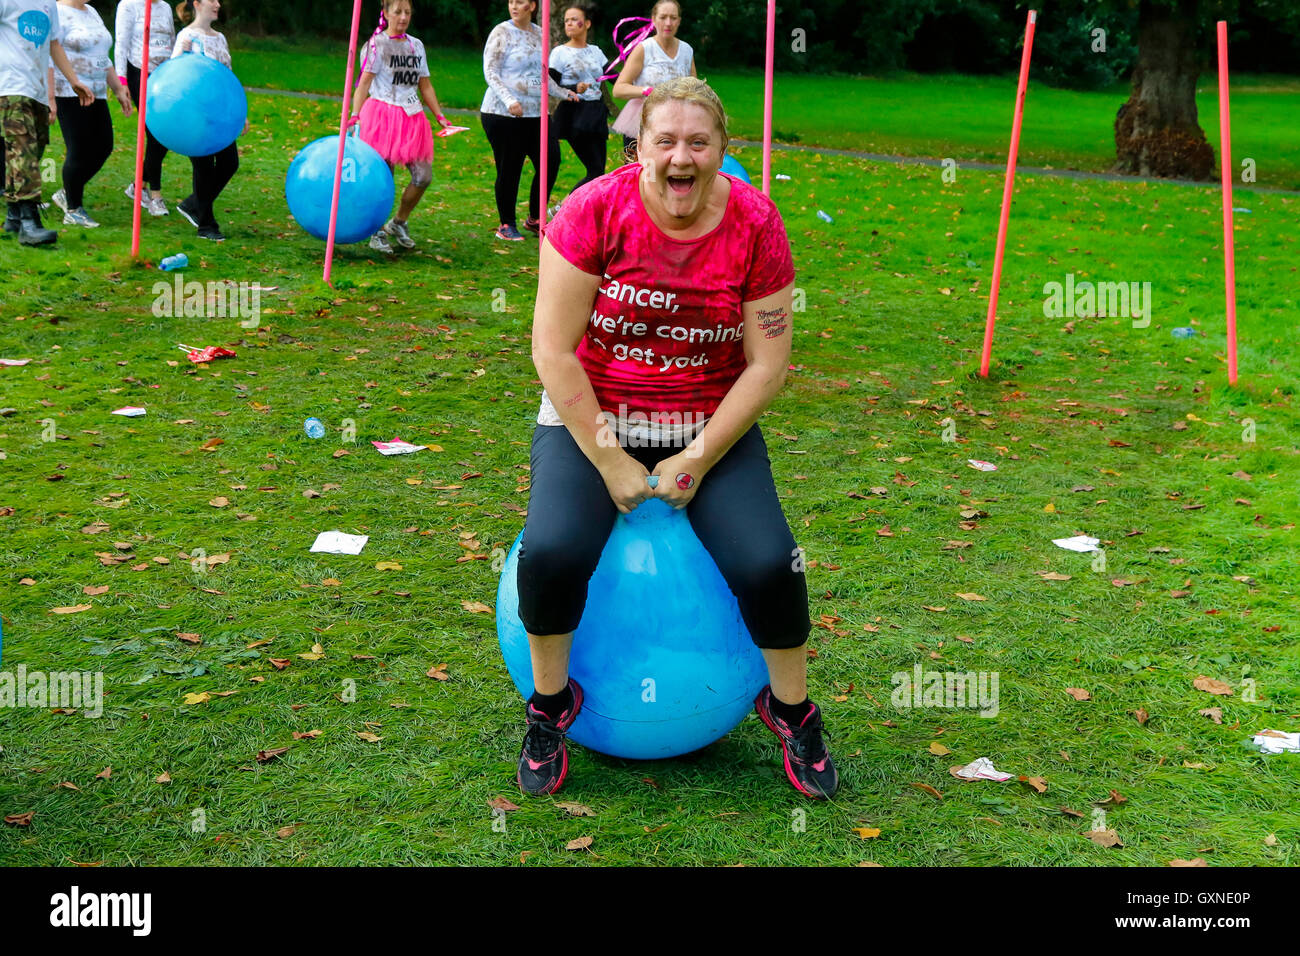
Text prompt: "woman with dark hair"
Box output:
[[479, 0, 577, 241], [548, 3, 609, 195]]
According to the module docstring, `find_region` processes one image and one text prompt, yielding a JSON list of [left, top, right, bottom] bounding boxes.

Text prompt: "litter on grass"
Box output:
[[111, 406, 147, 417], [309, 531, 369, 555], [954, 757, 1014, 781], [967, 459, 998, 472], [0, 358, 31, 366], [1251, 730, 1299, 754], [372, 438, 427, 456], [1053, 535, 1101, 553], [177, 344, 236, 363]]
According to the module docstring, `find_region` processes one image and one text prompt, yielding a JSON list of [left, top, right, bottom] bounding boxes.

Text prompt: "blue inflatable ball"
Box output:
[[496, 492, 769, 760], [145, 51, 246, 157], [720, 153, 752, 184], [285, 134, 394, 244]]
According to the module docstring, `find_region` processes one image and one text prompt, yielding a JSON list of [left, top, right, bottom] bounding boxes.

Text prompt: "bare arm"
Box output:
[[650, 282, 794, 508], [418, 76, 446, 123], [533, 239, 652, 513], [50, 40, 93, 105], [611, 44, 647, 100], [350, 70, 374, 117]]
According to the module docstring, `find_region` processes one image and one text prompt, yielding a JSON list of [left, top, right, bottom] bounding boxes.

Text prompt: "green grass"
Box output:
[[232, 34, 1300, 189], [0, 88, 1297, 866]]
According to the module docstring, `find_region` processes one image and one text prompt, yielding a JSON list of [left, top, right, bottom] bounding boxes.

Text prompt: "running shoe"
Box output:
[[384, 219, 415, 249], [146, 192, 168, 217], [63, 207, 100, 228], [523, 216, 540, 234], [495, 223, 524, 241], [51, 189, 69, 214], [369, 231, 394, 253], [517, 679, 585, 796], [754, 686, 839, 799], [198, 225, 226, 242], [177, 196, 200, 229]]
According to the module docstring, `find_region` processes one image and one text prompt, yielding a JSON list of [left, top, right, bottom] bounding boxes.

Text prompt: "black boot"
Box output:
[[2, 202, 19, 236], [18, 200, 56, 246]]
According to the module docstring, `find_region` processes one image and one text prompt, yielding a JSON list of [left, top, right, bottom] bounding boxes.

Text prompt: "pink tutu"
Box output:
[[359, 98, 433, 166]]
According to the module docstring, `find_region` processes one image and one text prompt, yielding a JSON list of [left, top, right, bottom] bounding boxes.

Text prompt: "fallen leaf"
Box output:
[[95, 766, 112, 780], [1037, 572, 1071, 581], [183, 692, 211, 705], [1169, 858, 1207, 867], [1133, 708, 1149, 725], [928, 741, 951, 756], [155, 772, 171, 784], [256, 747, 290, 763], [374, 561, 403, 571], [461, 600, 493, 614], [955, 592, 986, 601], [4, 812, 35, 827], [50, 604, 92, 615], [292, 730, 323, 740], [176, 632, 202, 645], [1192, 675, 1233, 696], [1085, 829, 1124, 848], [1018, 775, 1048, 794], [1060, 807, 1085, 819], [851, 827, 881, 839], [209, 497, 229, 508], [910, 782, 943, 800], [1064, 688, 1091, 701], [556, 801, 597, 817], [1198, 707, 1223, 724], [565, 836, 593, 851], [489, 796, 521, 812], [276, 825, 297, 839], [426, 663, 450, 681], [82, 585, 110, 596], [356, 731, 383, 743]]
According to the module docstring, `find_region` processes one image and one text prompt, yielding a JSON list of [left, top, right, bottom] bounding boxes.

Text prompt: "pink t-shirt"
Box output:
[[544, 163, 795, 418]]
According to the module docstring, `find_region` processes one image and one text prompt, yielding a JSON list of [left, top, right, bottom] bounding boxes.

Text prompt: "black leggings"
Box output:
[[560, 129, 607, 192], [55, 97, 113, 209], [126, 62, 168, 190], [516, 423, 810, 649], [480, 112, 559, 226], [187, 141, 238, 229]]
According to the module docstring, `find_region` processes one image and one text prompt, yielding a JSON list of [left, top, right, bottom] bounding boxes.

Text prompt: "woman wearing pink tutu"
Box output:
[[349, 0, 450, 254]]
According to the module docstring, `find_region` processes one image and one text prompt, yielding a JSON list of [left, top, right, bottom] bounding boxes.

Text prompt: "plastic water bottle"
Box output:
[[303, 417, 325, 439], [159, 253, 188, 271], [1171, 326, 1197, 339], [816, 210, 834, 223]]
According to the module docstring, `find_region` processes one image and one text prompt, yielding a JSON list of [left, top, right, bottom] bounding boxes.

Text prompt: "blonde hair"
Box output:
[[639, 76, 727, 150]]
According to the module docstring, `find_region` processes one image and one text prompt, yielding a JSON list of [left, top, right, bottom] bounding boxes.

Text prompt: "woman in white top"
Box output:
[[479, 0, 577, 241], [170, 0, 242, 242], [612, 0, 695, 161], [549, 4, 610, 195], [114, 0, 175, 216], [47, 0, 133, 227]]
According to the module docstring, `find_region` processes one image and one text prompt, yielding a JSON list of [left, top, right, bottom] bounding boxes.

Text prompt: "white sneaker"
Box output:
[[52, 189, 69, 214], [124, 181, 136, 201], [63, 207, 100, 228], [384, 219, 415, 249], [146, 193, 168, 217], [369, 231, 394, 254]]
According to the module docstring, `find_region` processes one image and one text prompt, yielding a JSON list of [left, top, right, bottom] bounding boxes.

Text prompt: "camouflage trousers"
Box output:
[[0, 95, 51, 203]]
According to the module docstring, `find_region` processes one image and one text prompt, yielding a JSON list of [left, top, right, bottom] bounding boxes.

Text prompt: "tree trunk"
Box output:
[[1114, 0, 1214, 180]]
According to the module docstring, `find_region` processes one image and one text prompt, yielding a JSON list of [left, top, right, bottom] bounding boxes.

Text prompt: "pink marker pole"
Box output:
[[129, 0, 153, 258], [979, 9, 1036, 378], [323, 0, 364, 288], [1217, 21, 1239, 385], [761, 0, 775, 195], [540, 0, 552, 234]]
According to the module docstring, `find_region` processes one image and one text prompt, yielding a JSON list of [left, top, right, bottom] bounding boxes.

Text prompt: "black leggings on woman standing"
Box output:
[[560, 128, 607, 192], [516, 422, 811, 650], [187, 142, 238, 229], [126, 62, 168, 190], [55, 97, 113, 208], [480, 112, 560, 226]]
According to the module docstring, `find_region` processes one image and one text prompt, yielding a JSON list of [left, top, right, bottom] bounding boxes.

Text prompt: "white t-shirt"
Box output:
[[360, 31, 428, 116], [632, 36, 693, 88], [480, 20, 568, 118], [0, 0, 58, 101], [113, 0, 173, 76], [549, 43, 606, 102], [173, 26, 230, 69], [53, 2, 109, 99]]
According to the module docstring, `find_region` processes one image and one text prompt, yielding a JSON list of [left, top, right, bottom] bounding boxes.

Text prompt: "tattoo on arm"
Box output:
[[757, 308, 790, 339], [562, 390, 584, 407]]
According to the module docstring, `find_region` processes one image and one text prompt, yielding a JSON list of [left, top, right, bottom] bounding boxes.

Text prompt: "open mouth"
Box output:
[[667, 174, 695, 195]]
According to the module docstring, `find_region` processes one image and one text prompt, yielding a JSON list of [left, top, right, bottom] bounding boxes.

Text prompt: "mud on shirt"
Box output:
[[539, 162, 795, 433], [360, 32, 428, 116]]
